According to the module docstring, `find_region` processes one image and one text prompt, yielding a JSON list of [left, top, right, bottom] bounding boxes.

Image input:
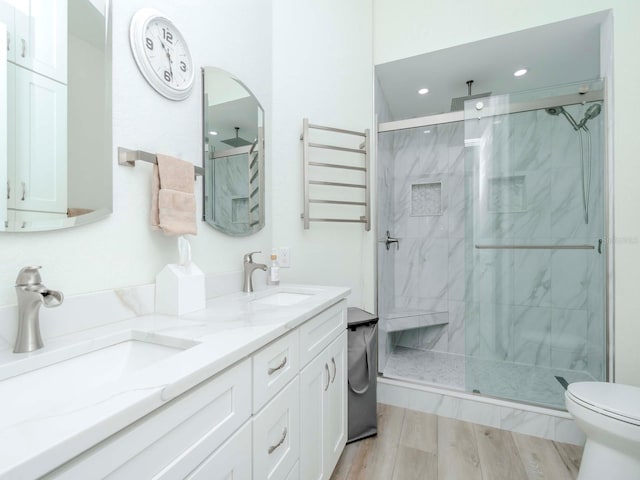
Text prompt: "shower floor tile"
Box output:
[[383, 347, 596, 409]]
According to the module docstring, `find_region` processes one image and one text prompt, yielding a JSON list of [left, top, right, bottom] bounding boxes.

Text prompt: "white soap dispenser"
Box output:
[[267, 253, 280, 286]]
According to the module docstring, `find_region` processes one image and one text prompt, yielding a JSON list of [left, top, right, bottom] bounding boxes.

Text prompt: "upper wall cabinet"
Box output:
[[0, 0, 112, 232], [202, 67, 265, 236], [2, 0, 68, 83]]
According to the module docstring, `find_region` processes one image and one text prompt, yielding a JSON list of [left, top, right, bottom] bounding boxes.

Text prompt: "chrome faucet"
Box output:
[[243, 251, 267, 293], [14, 266, 64, 353]]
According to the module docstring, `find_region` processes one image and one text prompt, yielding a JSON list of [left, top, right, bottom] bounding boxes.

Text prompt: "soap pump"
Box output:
[[267, 253, 280, 286]]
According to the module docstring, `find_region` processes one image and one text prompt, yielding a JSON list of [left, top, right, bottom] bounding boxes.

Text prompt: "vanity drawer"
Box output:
[[184, 421, 252, 480], [46, 359, 251, 480], [299, 300, 346, 367], [253, 377, 300, 480], [253, 329, 299, 412]]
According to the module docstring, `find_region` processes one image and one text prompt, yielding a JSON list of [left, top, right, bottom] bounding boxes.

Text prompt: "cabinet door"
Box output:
[[300, 332, 347, 480], [14, 66, 67, 213], [324, 332, 347, 476], [0, 2, 15, 62], [14, 0, 67, 83], [185, 422, 252, 480], [299, 345, 330, 480]]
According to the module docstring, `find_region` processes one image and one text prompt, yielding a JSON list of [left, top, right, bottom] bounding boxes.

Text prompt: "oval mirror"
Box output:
[[202, 67, 264, 236], [0, 0, 112, 232]]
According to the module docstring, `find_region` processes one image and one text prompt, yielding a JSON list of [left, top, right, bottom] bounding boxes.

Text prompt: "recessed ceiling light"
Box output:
[[418, 88, 429, 95], [209, 131, 218, 135], [423, 129, 431, 134], [513, 68, 528, 77]]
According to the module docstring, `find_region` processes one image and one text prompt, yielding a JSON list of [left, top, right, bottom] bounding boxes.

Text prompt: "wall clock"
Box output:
[[129, 8, 195, 100]]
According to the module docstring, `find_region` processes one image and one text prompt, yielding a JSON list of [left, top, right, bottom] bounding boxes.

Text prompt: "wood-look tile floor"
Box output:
[[331, 404, 583, 480]]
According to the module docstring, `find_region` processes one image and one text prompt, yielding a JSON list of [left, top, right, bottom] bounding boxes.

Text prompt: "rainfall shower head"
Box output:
[[450, 80, 491, 112], [221, 127, 253, 147]]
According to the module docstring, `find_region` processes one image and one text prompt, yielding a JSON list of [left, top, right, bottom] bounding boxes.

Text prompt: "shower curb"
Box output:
[[378, 376, 585, 446]]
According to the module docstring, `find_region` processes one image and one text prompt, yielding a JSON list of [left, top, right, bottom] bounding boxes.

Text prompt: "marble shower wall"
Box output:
[[380, 122, 467, 357], [466, 102, 606, 381]]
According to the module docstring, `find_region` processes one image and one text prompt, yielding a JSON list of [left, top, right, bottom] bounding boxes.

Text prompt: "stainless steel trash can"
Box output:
[[347, 307, 378, 443]]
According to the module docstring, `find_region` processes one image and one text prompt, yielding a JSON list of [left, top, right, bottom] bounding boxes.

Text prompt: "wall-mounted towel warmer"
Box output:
[[118, 147, 204, 178], [300, 118, 371, 230]]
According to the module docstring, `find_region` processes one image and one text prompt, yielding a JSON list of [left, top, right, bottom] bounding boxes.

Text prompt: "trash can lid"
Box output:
[[347, 307, 378, 327]]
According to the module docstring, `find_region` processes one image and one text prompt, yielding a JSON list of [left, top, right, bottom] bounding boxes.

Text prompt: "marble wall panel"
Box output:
[[550, 308, 588, 371], [513, 305, 552, 367]]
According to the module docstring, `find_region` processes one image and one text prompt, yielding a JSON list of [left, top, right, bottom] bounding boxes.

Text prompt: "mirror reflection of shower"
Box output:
[[545, 102, 602, 223]]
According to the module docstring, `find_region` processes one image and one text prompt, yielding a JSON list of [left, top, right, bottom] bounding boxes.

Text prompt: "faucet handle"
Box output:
[[16, 266, 42, 286], [243, 251, 261, 263]]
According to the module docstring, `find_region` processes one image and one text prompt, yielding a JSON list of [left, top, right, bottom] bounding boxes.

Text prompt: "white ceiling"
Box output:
[[376, 11, 606, 120]]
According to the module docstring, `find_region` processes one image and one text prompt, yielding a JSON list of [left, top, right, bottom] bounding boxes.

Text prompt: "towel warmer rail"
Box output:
[[300, 118, 370, 230]]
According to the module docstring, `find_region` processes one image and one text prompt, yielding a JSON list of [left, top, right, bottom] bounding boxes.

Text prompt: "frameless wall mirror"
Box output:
[[0, 0, 112, 232], [202, 67, 264, 236]]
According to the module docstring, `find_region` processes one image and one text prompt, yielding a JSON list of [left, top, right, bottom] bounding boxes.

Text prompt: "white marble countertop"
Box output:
[[0, 284, 350, 479]]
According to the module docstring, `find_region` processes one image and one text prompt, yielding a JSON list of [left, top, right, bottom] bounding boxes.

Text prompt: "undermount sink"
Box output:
[[252, 292, 314, 306], [0, 332, 198, 425]]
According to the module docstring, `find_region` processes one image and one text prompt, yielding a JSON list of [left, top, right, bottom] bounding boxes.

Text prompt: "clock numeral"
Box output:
[[180, 61, 187, 72], [164, 70, 172, 82], [145, 37, 154, 50], [162, 28, 173, 45]]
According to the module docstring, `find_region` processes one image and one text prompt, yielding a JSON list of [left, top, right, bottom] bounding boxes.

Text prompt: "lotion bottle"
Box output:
[[267, 253, 280, 286]]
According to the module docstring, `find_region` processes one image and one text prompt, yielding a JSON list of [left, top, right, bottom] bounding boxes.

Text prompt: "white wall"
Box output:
[[0, 0, 273, 305], [373, 0, 640, 386], [271, 0, 375, 311]]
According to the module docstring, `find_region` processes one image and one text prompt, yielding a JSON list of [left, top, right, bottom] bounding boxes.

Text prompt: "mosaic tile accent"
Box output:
[[488, 175, 526, 213], [411, 182, 442, 216]]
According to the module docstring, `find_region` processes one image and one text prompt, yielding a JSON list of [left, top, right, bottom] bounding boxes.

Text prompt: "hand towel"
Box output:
[[151, 154, 197, 235]]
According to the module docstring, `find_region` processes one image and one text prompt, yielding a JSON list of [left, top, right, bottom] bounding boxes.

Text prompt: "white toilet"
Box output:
[[565, 381, 640, 480]]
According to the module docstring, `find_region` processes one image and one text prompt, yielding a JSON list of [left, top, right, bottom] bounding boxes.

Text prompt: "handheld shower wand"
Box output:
[[545, 102, 602, 224]]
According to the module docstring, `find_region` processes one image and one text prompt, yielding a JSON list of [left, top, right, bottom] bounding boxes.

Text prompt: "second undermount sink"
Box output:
[[0, 332, 198, 424], [252, 292, 314, 306]]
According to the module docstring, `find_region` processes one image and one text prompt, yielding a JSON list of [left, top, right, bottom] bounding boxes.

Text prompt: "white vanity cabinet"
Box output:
[[41, 297, 348, 480]]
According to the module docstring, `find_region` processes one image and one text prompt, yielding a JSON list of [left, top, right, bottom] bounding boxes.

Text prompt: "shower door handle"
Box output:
[[384, 230, 399, 251]]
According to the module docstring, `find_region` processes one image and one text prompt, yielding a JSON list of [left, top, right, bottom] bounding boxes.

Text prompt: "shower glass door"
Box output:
[[463, 80, 607, 408]]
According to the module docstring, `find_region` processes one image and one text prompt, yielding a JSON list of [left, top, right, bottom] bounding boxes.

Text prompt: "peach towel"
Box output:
[[151, 154, 197, 235]]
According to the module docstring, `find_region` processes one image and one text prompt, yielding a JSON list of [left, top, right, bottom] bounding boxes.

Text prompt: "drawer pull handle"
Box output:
[[21, 181, 25, 201], [330, 357, 337, 384], [267, 356, 287, 375], [268, 427, 288, 454], [20, 38, 26, 57], [324, 363, 330, 391]]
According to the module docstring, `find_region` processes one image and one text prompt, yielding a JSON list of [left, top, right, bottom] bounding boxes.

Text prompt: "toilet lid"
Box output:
[[567, 382, 640, 425]]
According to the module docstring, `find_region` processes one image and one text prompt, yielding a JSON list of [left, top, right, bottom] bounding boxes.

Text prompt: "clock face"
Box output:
[[130, 9, 195, 100]]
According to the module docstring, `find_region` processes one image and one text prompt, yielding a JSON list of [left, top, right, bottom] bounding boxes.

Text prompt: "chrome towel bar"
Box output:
[[118, 147, 204, 177]]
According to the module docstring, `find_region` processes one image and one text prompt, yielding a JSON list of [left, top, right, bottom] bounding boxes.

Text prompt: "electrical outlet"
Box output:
[[277, 247, 291, 268]]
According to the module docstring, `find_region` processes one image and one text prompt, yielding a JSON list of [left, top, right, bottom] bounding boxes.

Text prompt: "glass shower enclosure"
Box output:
[[377, 80, 607, 409]]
